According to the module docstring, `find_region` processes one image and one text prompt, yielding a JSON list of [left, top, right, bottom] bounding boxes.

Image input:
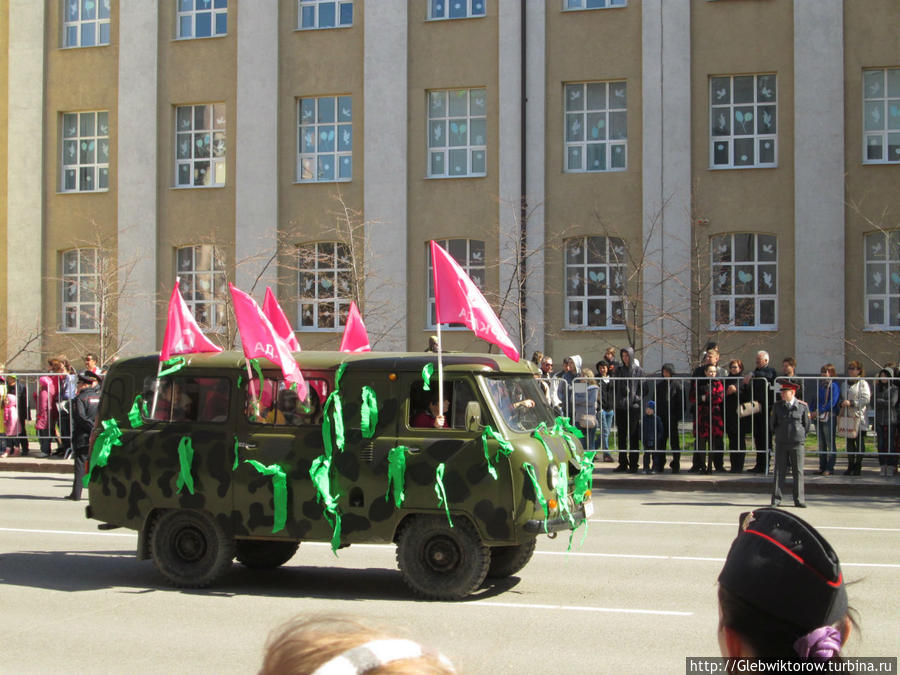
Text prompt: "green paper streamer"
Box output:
[[248, 358, 264, 386], [158, 356, 186, 378], [237, 373, 245, 388], [175, 437, 195, 495], [332, 394, 345, 452], [574, 451, 596, 505], [360, 386, 378, 439], [321, 391, 345, 457], [127, 394, 145, 428], [422, 363, 434, 391], [433, 463, 453, 527], [244, 459, 288, 533], [522, 462, 548, 533], [335, 362, 348, 390], [386, 445, 408, 508], [532, 427, 554, 462], [480, 425, 514, 480], [83, 418, 123, 488], [310, 455, 343, 553], [555, 463, 575, 530], [553, 416, 584, 440], [232, 436, 239, 471]]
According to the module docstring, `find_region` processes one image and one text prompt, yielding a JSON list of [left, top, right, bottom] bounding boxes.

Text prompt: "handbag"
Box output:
[[836, 409, 858, 439], [738, 400, 761, 418], [577, 413, 598, 429]]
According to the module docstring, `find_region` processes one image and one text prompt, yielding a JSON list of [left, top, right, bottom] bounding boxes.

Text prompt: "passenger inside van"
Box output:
[[411, 394, 449, 429]]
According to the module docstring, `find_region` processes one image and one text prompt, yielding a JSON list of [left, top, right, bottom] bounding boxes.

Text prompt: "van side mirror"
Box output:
[[465, 400, 483, 432]]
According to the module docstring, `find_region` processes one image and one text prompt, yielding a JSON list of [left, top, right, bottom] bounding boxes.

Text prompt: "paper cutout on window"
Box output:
[[737, 271, 753, 283], [716, 87, 727, 100], [762, 272, 773, 288]]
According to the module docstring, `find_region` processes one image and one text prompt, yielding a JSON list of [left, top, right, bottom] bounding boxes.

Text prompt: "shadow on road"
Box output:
[[0, 548, 519, 602], [0, 494, 72, 501]]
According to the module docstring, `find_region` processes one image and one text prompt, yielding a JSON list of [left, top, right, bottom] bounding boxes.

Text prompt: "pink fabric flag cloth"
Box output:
[[228, 283, 308, 401], [429, 240, 520, 362], [263, 286, 301, 351], [160, 280, 223, 361], [339, 300, 371, 353]]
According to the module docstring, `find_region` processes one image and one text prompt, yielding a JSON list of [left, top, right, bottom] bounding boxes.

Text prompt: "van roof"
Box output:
[[113, 351, 537, 376]]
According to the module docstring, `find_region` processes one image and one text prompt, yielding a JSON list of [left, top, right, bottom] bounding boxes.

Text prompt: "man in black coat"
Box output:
[[655, 363, 685, 473], [66, 371, 102, 501], [613, 346, 645, 473], [745, 350, 777, 473]]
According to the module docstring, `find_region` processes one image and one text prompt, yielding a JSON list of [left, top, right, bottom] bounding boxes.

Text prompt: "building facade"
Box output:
[[2, 0, 898, 373]]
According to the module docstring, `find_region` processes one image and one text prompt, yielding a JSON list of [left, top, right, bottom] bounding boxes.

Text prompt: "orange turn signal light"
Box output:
[[583, 490, 592, 500], [388, 372, 397, 381], [547, 498, 558, 510]]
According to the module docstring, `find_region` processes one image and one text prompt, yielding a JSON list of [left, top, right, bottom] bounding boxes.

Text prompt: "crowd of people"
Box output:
[[531, 344, 900, 479]]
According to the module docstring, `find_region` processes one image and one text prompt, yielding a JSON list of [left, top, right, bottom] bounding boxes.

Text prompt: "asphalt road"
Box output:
[[1, 473, 898, 674]]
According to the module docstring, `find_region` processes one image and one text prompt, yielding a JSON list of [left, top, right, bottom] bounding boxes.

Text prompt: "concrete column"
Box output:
[[641, 0, 692, 372], [497, 0, 523, 354], [6, 0, 44, 368], [117, 1, 159, 355], [235, 1, 279, 297], [524, 0, 546, 356], [793, 0, 844, 367], [363, 0, 407, 350]]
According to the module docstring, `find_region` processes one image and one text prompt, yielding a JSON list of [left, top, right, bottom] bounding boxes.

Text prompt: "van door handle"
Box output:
[[237, 442, 256, 449], [407, 447, 421, 454]]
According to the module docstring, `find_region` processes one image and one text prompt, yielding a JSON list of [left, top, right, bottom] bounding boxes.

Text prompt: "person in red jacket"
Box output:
[[691, 362, 725, 473]]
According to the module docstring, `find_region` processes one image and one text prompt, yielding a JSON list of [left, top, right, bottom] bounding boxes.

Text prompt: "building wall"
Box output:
[[0, 0, 8, 358]]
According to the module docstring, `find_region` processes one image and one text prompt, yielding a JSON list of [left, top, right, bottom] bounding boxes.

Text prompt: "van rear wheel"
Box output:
[[235, 540, 300, 569], [150, 510, 234, 588], [487, 538, 536, 578], [396, 515, 489, 600]]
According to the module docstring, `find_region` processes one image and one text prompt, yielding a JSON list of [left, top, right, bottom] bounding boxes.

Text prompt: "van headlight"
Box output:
[[547, 464, 560, 490]]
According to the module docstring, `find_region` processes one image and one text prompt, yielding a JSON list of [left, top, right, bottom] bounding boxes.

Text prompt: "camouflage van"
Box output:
[[85, 351, 593, 600]]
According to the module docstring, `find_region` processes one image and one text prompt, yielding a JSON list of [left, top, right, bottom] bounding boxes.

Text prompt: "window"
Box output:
[[298, 96, 352, 182], [564, 81, 627, 172], [864, 230, 900, 329], [61, 248, 99, 332], [711, 233, 777, 330], [863, 68, 900, 164], [177, 0, 227, 39], [298, 242, 353, 330], [176, 245, 227, 331], [175, 104, 226, 187], [245, 376, 328, 426], [298, 0, 353, 29], [427, 239, 485, 328], [428, 0, 485, 20], [408, 379, 477, 430], [61, 111, 110, 192], [563, 0, 626, 9], [564, 236, 625, 329], [64, 0, 111, 47], [144, 376, 231, 423], [710, 74, 777, 168], [427, 89, 487, 178]]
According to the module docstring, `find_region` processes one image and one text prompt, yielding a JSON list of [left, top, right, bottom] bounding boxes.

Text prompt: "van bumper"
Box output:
[[523, 500, 592, 534]]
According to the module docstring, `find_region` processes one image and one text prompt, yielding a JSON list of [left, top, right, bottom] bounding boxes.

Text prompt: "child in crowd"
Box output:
[[641, 400, 665, 474]]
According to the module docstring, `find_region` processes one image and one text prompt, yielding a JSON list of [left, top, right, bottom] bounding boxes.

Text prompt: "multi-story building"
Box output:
[[2, 0, 898, 374]]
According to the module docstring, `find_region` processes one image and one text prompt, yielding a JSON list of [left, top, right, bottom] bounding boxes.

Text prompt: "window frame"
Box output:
[[426, 238, 487, 330], [297, 95, 353, 183], [60, 111, 110, 193], [297, 242, 354, 332], [174, 103, 226, 188], [426, 88, 488, 179], [60, 247, 100, 334], [63, 0, 111, 48], [176, 0, 228, 40], [426, 0, 486, 21], [562, 0, 626, 11], [175, 245, 227, 332], [862, 68, 900, 165], [563, 236, 627, 330], [709, 233, 778, 331], [143, 375, 232, 423], [863, 230, 900, 330], [709, 73, 777, 170], [297, 0, 354, 30], [563, 80, 628, 173]]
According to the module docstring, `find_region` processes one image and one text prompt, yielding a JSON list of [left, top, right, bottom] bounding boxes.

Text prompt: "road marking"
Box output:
[[590, 518, 900, 533], [470, 600, 692, 617]]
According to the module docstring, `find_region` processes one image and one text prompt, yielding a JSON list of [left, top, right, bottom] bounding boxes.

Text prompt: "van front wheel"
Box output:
[[151, 510, 234, 588], [396, 515, 490, 600], [487, 538, 536, 578], [235, 540, 300, 569]]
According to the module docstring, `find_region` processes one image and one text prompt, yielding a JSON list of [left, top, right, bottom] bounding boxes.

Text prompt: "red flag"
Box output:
[[263, 286, 301, 351], [430, 240, 520, 361], [339, 301, 371, 353], [228, 283, 308, 401], [160, 280, 223, 361]]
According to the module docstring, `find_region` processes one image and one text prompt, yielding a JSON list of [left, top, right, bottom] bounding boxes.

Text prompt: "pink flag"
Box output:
[[430, 240, 520, 362], [263, 286, 301, 351], [339, 301, 371, 353], [160, 280, 223, 361], [228, 283, 308, 401]]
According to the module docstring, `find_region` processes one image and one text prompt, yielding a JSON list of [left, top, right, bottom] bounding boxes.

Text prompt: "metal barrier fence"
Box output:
[[537, 373, 899, 474], [0, 372, 75, 456]]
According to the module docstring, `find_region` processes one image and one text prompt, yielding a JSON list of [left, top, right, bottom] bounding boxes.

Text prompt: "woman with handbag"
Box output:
[[573, 367, 599, 452], [840, 361, 870, 476], [813, 364, 841, 476], [724, 359, 753, 472]]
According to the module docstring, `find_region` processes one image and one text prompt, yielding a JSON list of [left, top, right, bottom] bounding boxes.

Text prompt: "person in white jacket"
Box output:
[[841, 360, 870, 476]]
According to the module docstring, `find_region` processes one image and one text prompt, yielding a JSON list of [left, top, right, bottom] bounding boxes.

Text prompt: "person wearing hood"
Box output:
[[613, 346, 646, 473], [556, 355, 581, 420]]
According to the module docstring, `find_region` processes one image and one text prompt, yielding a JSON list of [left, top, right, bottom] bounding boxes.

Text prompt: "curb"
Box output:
[[0, 458, 74, 474]]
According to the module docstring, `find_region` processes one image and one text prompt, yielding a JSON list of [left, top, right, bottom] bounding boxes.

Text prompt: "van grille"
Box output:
[[360, 441, 374, 463]]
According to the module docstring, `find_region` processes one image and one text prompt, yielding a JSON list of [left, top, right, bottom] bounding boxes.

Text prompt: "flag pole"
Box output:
[[436, 321, 444, 427], [245, 358, 260, 419], [151, 276, 181, 419]]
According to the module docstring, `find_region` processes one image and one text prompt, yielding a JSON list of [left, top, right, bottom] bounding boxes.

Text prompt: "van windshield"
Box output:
[[482, 375, 557, 432]]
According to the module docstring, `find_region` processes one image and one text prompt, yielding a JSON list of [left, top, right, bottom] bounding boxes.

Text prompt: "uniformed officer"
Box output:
[[771, 381, 811, 508], [65, 371, 102, 501]]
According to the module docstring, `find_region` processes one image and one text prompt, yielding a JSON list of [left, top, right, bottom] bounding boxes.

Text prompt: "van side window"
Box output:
[[245, 376, 328, 426], [408, 379, 477, 430], [143, 376, 230, 423]]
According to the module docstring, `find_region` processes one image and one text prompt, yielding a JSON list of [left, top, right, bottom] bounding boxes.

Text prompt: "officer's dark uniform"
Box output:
[[67, 372, 101, 501], [771, 383, 811, 507]]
